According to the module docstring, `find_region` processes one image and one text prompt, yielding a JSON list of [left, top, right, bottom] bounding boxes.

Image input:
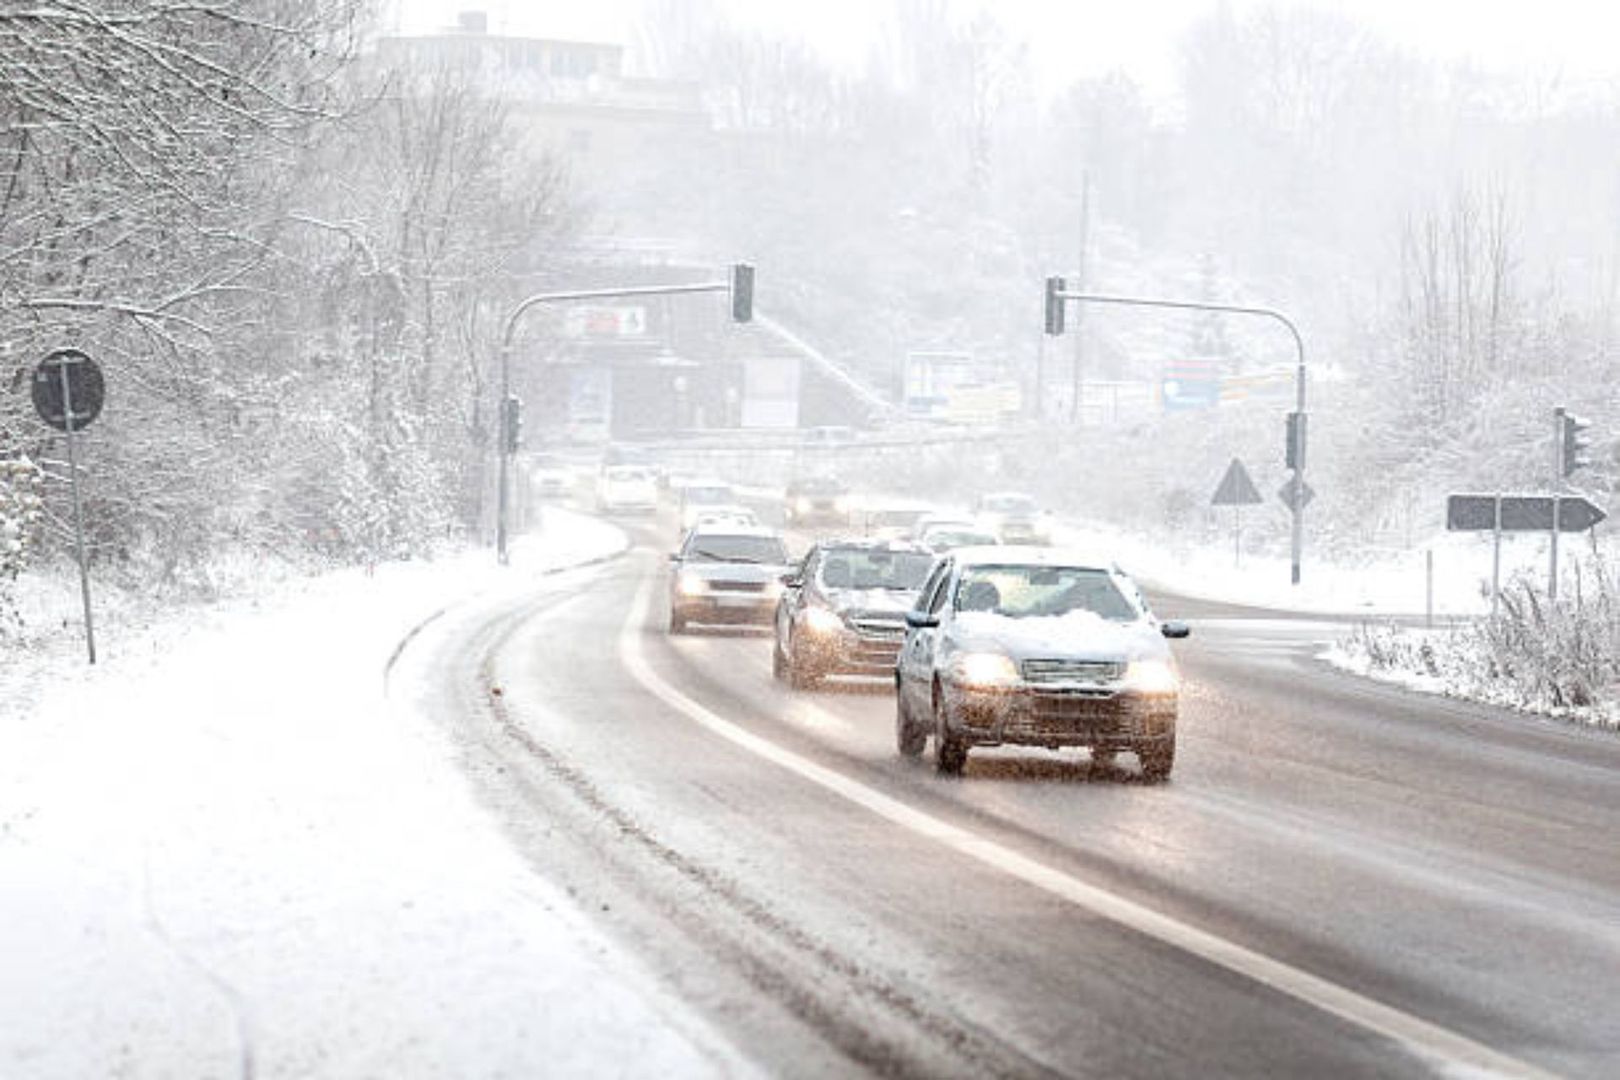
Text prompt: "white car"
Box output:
[[678, 480, 740, 532], [531, 454, 572, 499], [690, 505, 759, 531], [596, 465, 658, 513]]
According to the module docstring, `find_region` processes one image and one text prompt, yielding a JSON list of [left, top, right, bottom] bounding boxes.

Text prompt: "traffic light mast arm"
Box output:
[[1046, 285, 1310, 584], [494, 267, 753, 565]]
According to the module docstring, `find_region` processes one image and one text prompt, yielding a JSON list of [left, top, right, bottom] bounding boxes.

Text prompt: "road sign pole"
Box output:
[[1549, 407, 1564, 602], [58, 363, 96, 664], [1425, 548, 1434, 629], [1550, 493, 1560, 601]]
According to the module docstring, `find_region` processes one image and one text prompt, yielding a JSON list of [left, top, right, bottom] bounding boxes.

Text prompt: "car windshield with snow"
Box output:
[[895, 547, 1189, 778], [668, 526, 792, 633], [773, 539, 937, 687]]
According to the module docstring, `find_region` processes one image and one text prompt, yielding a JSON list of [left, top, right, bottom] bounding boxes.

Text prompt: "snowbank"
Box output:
[[0, 508, 741, 1078]]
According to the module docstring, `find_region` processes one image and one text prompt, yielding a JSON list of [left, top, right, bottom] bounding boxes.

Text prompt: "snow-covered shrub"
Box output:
[[0, 456, 45, 637]]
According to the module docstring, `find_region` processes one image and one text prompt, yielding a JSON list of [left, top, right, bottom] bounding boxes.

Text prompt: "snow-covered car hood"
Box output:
[[679, 561, 790, 584], [948, 611, 1168, 664]]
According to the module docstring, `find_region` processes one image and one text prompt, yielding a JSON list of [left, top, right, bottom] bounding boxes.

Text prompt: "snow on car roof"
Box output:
[[812, 536, 932, 553]]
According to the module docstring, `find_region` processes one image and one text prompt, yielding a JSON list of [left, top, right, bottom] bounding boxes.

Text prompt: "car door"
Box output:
[[899, 559, 953, 716]]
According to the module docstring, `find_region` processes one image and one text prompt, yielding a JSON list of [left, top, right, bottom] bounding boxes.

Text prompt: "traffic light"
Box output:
[[501, 394, 523, 455], [730, 263, 754, 323], [1044, 276, 1066, 336], [1285, 411, 1307, 470], [1561, 409, 1591, 477]]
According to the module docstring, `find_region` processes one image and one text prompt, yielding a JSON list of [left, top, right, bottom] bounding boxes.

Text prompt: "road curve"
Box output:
[[424, 517, 1620, 1078]]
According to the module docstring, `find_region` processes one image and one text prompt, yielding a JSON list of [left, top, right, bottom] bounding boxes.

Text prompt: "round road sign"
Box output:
[[31, 348, 105, 432]]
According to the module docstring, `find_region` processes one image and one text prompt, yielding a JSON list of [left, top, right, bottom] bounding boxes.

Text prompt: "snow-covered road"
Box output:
[[0, 509, 745, 1079]]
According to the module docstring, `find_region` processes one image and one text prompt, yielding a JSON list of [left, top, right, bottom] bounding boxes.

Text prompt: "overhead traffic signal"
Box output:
[[730, 263, 754, 323], [1044, 276, 1066, 336], [501, 394, 523, 455], [1285, 411, 1307, 470], [1560, 408, 1591, 477]]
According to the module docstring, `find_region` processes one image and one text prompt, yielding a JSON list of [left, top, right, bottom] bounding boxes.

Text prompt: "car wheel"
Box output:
[[932, 685, 967, 775], [772, 636, 788, 680], [785, 632, 820, 690], [669, 610, 688, 635], [896, 682, 926, 757], [1138, 739, 1175, 782]]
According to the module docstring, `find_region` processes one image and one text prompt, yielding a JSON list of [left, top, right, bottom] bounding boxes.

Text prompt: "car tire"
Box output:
[[786, 632, 821, 690], [772, 637, 788, 681], [669, 610, 688, 635], [933, 686, 967, 775], [1138, 739, 1175, 782], [896, 684, 926, 757]]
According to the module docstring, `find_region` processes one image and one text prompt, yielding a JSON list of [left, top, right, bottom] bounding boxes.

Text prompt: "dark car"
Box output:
[[668, 525, 792, 633], [783, 476, 851, 528], [895, 546, 1189, 779], [772, 539, 937, 688]]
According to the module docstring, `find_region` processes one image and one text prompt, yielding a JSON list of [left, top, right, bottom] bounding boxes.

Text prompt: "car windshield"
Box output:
[[683, 535, 787, 564], [953, 565, 1139, 621], [817, 549, 934, 590]]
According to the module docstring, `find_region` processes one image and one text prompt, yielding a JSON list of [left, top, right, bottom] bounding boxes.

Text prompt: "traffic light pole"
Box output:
[[1050, 288, 1308, 584], [495, 273, 750, 564]]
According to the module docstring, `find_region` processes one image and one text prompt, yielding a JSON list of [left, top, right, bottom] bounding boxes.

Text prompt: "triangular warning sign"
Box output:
[[1211, 458, 1263, 506]]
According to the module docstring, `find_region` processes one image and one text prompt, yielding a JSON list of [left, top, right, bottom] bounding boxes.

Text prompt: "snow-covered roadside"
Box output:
[[0, 508, 746, 1079]]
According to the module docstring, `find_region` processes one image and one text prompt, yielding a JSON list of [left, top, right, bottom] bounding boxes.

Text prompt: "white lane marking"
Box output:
[[619, 575, 1550, 1079]]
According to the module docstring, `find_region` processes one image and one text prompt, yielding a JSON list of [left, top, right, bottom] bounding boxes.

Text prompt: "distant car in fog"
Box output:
[[783, 476, 851, 527], [532, 454, 572, 499], [596, 465, 657, 513], [678, 480, 740, 532], [918, 524, 1000, 552], [895, 546, 1188, 779], [973, 491, 1051, 544], [690, 505, 759, 531], [668, 524, 792, 633], [773, 539, 936, 687], [802, 425, 856, 448], [857, 502, 931, 539]]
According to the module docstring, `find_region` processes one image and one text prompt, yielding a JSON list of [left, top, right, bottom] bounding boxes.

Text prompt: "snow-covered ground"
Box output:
[[0, 508, 745, 1079]]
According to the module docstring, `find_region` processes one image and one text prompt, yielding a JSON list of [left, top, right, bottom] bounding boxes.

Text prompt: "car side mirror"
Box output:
[[669, 552, 681, 563], [1160, 621, 1191, 639], [780, 572, 801, 587], [905, 611, 940, 629]]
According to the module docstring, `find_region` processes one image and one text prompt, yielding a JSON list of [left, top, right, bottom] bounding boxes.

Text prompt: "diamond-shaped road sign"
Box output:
[[1211, 458, 1263, 507], [1277, 476, 1315, 512]]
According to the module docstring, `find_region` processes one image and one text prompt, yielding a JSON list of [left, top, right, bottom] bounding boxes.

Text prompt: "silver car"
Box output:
[[668, 525, 791, 633], [895, 546, 1189, 779]]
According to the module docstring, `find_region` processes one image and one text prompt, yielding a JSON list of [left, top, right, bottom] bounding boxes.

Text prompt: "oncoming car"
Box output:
[[895, 547, 1189, 779], [678, 480, 739, 533], [772, 539, 936, 688], [783, 476, 851, 527], [596, 465, 658, 513], [668, 525, 792, 633]]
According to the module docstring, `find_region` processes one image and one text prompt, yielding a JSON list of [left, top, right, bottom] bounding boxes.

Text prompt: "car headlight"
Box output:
[[676, 571, 706, 597], [802, 606, 844, 634], [951, 652, 1020, 689], [795, 497, 812, 514], [832, 497, 849, 513], [1123, 659, 1179, 694]]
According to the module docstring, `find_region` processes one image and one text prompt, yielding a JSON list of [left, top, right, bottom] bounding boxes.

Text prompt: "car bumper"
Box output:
[[794, 628, 904, 677], [672, 594, 777, 625], [942, 684, 1176, 747]]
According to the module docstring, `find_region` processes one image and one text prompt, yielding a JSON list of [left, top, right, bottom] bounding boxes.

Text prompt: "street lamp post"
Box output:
[[1046, 287, 1309, 585], [494, 269, 753, 564]]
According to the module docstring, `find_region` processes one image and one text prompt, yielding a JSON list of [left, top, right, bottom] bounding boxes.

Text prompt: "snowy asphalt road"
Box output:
[[424, 515, 1620, 1078]]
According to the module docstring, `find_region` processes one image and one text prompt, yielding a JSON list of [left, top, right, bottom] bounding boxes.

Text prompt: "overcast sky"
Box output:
[[389, 1, 1620, 103]]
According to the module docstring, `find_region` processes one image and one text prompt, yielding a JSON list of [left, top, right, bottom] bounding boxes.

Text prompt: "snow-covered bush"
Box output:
[[0, 456, 45, 637]]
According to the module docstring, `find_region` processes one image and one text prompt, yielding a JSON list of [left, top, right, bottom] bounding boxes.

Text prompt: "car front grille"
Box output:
[[711, 581, 767, 594], [1021, 658, 1125, 685], [850, 616, 906, 639]]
